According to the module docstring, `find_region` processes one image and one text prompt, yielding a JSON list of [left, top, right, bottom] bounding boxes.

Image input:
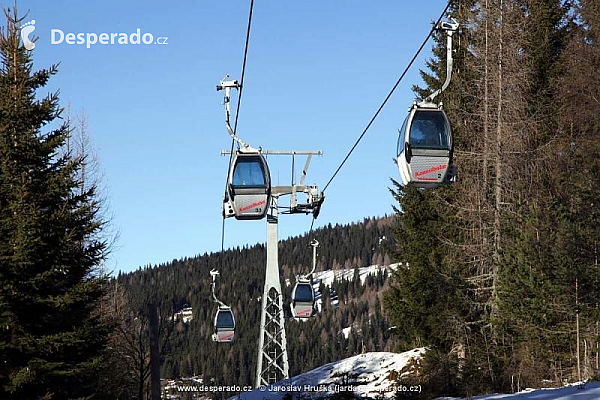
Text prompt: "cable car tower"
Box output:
[[217, 77, 324, 386]]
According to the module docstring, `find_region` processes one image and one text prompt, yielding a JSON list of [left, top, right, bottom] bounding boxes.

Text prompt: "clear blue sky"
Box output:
[[14, 0, 449, 274]]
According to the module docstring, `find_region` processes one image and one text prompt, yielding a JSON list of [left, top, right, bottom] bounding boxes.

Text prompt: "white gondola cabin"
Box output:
[[212, 306, 235, 343], [397, 102, 453, 188], [291, 279, 314, 318], [223, 150, 271, 220]]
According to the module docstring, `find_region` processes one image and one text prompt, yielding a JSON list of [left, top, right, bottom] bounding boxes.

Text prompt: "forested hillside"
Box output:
[[114, 216, 398, 390], [385, 0, 600, 398]]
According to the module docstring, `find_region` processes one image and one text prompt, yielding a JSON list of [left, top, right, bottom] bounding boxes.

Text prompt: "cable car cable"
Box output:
[[232, 0, 255, 137], [321, 0, 453, 193], [220, 0, 256, 268]]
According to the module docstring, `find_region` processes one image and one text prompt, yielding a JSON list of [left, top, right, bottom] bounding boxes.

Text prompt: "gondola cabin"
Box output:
[[291, 279, 314, 318], [212, 306, 235, 342], [223, 150, 271, 220], [397, 102, 453, 188]]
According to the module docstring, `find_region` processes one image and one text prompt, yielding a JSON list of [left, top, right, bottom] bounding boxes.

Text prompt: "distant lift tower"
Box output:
[[218, 75, 324, 388]]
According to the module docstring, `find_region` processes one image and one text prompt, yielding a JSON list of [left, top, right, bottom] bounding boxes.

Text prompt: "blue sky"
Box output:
[[13, 0, 449, 274]]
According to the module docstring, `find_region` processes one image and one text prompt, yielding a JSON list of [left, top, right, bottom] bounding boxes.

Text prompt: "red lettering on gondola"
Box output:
[[240, 200, 266, 212], [414, 164, 446, 178]]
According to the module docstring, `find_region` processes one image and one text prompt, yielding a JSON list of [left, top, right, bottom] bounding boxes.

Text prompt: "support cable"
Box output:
[[321, 0, 453, 193]]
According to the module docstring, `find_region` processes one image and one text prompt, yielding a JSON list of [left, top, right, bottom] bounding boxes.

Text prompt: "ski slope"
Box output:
[[312, 264, 393, 286], [227, 345, 600, 400], [285, 263, 395, 288]]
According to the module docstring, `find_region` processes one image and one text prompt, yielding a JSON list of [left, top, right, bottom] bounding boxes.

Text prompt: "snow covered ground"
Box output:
[[227, 346, 600, 400], [461, 381, 600, 400], [230, 348, 425, 399], [231, 373, 600, 400]]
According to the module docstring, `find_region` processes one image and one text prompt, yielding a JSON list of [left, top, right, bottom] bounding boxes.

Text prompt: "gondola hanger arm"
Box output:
[[210, 269, 227, 308], [217, 75, 258, 153], [306, 239, 319, 278], [424, 17, 459, 105]]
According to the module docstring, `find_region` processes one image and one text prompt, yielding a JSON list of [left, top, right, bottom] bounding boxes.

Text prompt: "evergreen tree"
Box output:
[[385, 1, 490, 396], [384, 185, 464, 354], [495, 0, 584, 386], [0, 10, 112, 398]]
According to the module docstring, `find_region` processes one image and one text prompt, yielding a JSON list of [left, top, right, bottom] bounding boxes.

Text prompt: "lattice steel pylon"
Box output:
[[255, 196, 289, 385], [244, 151, 324, 388]]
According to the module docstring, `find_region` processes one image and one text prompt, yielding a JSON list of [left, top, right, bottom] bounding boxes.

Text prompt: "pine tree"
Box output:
[[384, 185, 464, 353], [0, 10, 112, 398], [494, 0, 583, 385]]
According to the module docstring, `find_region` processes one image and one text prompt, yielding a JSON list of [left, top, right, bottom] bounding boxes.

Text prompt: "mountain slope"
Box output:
[[117, 216, 396, 384]]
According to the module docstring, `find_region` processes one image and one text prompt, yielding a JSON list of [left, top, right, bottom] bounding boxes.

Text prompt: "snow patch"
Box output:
[[341, 326, 352, 339], [231, 348, 426, 399], [436, 381, 600, 399], [304, 264, 389, 314], [470, 380, 600, 399], [312, 264, 387, 288]]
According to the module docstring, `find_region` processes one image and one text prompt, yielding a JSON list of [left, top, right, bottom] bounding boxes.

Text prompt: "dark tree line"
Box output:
[[115, 216, 397, 396], [385, 0, 600, 398]]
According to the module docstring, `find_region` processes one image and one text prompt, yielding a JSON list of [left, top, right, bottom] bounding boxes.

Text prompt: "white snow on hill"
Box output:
[[231, 348, 425, 399], [312, 263, 397, 287], [437, 381, 600, 400], [341, 326, 352, 339], [469, 381, 600, 399], [224, 344, 600, 400], [286, 263, 397, 288], [286, 263, 395, 315], [316, 264, 396, 311]]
